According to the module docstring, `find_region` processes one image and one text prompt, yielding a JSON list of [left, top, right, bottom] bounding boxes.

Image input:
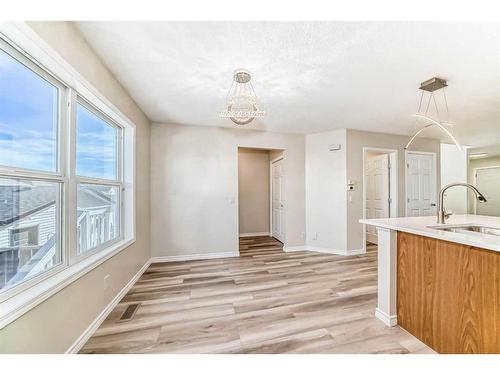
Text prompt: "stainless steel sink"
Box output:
[[428, 225, 500, 236]]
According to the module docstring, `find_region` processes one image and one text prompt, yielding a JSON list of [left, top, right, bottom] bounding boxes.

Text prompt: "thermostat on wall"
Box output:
[[329, 144, 341, 151]]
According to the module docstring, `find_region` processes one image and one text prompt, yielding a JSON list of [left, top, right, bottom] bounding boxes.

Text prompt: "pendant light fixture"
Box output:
[[405, 77, 463, 151], [219, 69, 265, 126]]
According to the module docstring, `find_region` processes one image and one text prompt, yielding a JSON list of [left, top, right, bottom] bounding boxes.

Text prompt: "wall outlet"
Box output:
[[301, 232, 305, 240], [312, 232, 318, 240], [103, 274, 111, 291]]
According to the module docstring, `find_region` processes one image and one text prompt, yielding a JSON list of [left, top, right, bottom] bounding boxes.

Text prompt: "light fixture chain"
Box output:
[[417, 89, 424, 113], [433, 92, 440, 122], [443, 87, 450, 122], [425, 91, 432, 115]]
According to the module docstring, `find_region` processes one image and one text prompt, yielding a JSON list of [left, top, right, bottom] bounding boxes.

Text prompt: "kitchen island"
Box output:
[[360, 214, 500, 354]]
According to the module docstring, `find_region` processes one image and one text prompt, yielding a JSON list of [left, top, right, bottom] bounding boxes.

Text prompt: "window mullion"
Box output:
[[67, 88, 78, 266], [0, 168, 64, 182], [117, 127, 124, 183], [76, 176, 121, 185]]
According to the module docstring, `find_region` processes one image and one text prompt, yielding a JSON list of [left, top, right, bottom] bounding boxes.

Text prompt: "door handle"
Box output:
[[430, 203, 437, 207]]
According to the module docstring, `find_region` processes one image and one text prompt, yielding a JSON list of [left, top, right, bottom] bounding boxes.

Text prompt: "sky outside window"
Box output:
[[76, 103, 117, 180], [0, 48, 58, 172]]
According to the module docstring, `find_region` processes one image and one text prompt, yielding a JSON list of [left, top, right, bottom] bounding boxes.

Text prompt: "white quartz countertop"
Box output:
[[360, 214, 500, 253]]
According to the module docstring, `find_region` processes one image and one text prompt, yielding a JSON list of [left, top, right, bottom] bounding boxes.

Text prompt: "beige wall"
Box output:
[[238, 148, 270, 235], [0, 22, 151, 353], [150, 123, 305, 257], [346, 129, 441, 250]]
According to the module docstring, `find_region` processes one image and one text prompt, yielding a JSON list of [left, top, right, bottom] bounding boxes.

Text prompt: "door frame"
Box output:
[[362, 147, 398, 251], [473, 165, 500, 214], [270, 155, 285, 243], [404, 150, 437, 216]]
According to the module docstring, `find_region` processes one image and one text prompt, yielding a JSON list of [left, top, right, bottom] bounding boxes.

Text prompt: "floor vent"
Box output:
[[119, 303, 140, 322]]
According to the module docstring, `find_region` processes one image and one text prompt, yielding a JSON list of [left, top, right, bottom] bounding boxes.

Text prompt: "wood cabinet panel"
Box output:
[[397, 231, 500, 353]]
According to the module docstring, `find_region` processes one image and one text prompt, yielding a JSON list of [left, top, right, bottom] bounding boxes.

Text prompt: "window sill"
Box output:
[[0, 236, 136, 330]]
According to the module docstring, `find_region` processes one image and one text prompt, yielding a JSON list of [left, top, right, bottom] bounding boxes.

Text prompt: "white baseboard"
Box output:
[[150, 251, 239, 263], [375, 308, 398, 327], [65, 259, 151, 354], [285, 246, 366, 256], [345, 248, 366, 256], [283, 245, 308, 252], [307, 246, 347, 255], [239, 232, 270, 238]]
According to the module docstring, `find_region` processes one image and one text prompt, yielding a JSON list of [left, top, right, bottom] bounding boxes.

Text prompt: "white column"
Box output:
[[375, 226, 398, 326]]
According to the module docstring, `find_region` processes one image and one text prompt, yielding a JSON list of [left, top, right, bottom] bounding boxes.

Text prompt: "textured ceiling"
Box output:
[[76, 22, 500, 148]]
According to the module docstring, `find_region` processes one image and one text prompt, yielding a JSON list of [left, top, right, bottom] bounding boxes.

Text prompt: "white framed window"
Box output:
[[0, 28, 136, 328], [0, 38, 66, 296], [74, 99, 123, 256]]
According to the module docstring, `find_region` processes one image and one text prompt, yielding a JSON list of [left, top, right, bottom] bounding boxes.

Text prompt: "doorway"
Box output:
[[405, 151, 437, 217], [237, 148, 285, 245], [363, 148, 398, 246]]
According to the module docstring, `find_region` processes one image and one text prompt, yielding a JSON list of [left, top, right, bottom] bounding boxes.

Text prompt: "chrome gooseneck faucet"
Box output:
[[437, 183, 487, 224]]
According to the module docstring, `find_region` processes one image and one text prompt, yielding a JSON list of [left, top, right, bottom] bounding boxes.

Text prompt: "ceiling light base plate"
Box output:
[[420, 77, 448, 92], [234, 70, 251, 83]]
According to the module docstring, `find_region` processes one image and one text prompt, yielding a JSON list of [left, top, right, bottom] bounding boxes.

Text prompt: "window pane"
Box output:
[[77, 184, 119, 254], [0, 178, 61, 291], [76, 104, 118, 180], [0, 48, 58, 172]]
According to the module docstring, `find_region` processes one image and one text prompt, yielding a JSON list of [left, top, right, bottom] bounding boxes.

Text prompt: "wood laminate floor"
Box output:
[[80, 236, 433, 354]]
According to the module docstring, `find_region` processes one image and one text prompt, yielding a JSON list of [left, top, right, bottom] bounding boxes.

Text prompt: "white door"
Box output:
[[271, 159, 285, 242], [406, 152, 437, 217], [475, 167, 500, 216], [365, 154, 390, 244]]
